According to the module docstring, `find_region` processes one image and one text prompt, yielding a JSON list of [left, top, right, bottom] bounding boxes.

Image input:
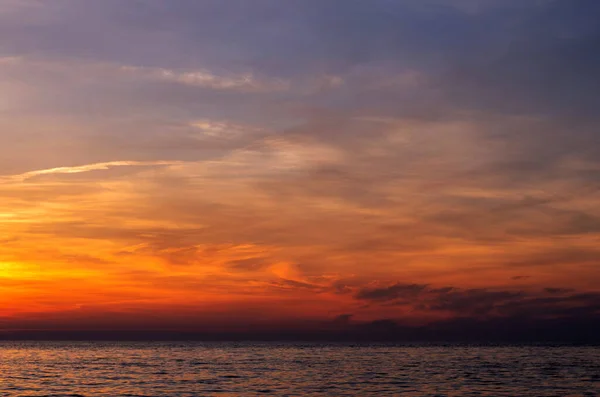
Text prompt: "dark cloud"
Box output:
[[356, 282, 600, 321], [355, 283, 427, 301], [5, 307, 599, 342], [332, 313, 353, 326], [544, 287, 574, 295], [427, 289, 526, 315]]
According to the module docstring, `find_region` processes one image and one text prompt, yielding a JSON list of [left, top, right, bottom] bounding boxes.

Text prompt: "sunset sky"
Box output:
[[1, 0, 599, 337]]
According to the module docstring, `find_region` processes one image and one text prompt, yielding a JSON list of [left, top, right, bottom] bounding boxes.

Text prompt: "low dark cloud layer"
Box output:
[[355, 282, 600, 321]]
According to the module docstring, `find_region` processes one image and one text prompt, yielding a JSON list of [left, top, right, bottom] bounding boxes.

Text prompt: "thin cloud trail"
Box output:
[[2, 160, 186, 183]]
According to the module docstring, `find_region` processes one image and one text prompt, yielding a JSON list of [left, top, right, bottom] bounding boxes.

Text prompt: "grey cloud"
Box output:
[[355, 283, 428, 301], [332, 313, 353, 326], [427, 289, 526, 315], [544, 287, 574, 295], [355, 282, 600, 320]]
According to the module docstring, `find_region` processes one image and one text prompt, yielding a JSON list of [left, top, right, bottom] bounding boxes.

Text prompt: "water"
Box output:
[[0, 342, 598, 396]]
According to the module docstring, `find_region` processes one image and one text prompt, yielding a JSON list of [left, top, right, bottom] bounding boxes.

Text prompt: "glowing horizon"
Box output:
[[1, 0, 599, 335]]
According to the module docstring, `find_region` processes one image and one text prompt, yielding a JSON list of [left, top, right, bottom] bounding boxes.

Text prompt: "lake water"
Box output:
[[0, 342, 599, 396]]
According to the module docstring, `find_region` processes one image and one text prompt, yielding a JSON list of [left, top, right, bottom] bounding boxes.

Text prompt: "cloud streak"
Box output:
[[3, 160, 185, 182]]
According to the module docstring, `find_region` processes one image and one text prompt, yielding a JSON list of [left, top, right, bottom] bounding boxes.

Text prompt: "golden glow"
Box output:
[[1, 4, 598, 332]]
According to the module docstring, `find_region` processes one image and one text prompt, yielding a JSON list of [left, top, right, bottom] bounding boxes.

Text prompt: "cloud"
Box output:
[[355, 283, 427, 301], [3, 160, 184, 182], [355, 282, 600, 320], [0, 56, 21, 64], [119, 65, 289, 92], [271, 278, 321, 291], [544, 287, 574, 295], [226, 257, 270, 272], [332, 313, 353, 326], [189, 119, 265, 139], [426, 289, 526, 315]]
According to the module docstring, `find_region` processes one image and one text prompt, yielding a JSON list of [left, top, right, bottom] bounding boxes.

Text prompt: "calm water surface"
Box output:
[[0, 342, 599, 396]]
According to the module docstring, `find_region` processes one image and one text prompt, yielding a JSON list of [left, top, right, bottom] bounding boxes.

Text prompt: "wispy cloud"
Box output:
[[0, 56, 21, 64], [4, 160, 184, 182], [119, 65, 290, 92], [0, 56, 290, 92], [189, 119, 266, 139]]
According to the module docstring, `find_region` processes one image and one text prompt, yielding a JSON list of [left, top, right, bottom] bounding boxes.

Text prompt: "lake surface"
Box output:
[[0, 342, 599, 396]]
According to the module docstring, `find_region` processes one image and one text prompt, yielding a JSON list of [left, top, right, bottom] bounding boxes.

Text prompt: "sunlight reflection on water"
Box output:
[[0, 342, 599, 396]]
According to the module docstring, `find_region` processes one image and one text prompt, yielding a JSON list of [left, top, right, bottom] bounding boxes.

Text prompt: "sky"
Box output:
[[0, 0, 599, 339]]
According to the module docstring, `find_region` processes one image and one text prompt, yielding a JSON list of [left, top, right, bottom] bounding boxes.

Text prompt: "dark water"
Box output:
[[0, 342, 599, 396]]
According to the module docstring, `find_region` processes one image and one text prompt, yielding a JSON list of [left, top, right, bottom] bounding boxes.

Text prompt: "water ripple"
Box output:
[[0, 342, 598, 396]]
